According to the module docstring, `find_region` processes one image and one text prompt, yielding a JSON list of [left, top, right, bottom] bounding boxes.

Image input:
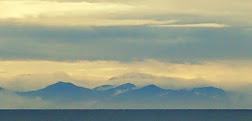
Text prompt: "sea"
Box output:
[[0, 110, 251, 121]]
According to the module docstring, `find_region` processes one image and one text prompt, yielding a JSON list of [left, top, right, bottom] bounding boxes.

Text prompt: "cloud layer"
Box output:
[[0, 60, 251, 92], [0, 0, 251, 27], [0, 26, 251, 61], [0, 0, 251, 109]]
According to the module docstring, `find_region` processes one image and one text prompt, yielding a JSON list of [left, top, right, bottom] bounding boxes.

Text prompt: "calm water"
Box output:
[[0, 110, 251, 121]]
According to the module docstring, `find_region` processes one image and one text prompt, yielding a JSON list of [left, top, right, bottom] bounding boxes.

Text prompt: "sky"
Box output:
[[0, 0, 252, 92]]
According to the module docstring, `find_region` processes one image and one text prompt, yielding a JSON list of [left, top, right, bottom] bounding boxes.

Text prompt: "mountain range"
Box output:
[[3, 81, 230, 108]]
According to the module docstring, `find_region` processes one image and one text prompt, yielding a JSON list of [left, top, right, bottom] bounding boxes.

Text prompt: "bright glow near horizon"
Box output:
[[0, 0, 251, 93]]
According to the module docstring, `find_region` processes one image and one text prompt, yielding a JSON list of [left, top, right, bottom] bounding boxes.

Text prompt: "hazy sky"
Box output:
[[0, 0, 251, 91]]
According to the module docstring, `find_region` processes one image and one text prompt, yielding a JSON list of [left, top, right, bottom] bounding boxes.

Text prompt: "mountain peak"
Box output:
[[21, 81, 93, 101], [105, 83, 136, 95], [42, 81, 89, 91], [117, 83, 136, 89], [55, 81, 71, 84], [143, 84, 162, 89], [50, 81, 76, 87], [138, 84, 166, 93]]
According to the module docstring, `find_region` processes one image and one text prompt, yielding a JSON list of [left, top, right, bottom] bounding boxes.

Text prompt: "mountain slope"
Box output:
[[105, 83, 136, 95], [93, 85, 114, 91], [118, 84, 167, 97], [191, 86, 226, 98], [19, 82, 95, 101], [16, 81, 229, 108], [110, 85, 229, 107]]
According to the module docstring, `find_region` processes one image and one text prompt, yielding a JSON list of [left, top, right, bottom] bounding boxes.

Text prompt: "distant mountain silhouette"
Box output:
[[104, 83, 136, 95], [107, 73, 209, 90], [19, 81, 95, 102], [191, 86, 225, 97], [17, 81, 229, 108], [118, 84, 167, 97]]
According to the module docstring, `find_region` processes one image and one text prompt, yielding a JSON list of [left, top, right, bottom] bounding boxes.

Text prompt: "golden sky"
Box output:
[[0, 0, 251, 92], [0, 0, 251, 26], [0, 60, 251, 91]]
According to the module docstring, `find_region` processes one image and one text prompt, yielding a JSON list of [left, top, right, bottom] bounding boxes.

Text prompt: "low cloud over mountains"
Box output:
[[0, 81, 250, 109]]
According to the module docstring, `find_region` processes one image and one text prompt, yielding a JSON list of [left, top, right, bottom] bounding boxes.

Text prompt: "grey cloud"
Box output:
[[0, 25, 251, 62]]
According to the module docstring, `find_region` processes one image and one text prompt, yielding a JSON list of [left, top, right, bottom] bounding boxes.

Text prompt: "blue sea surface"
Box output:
[[0, 110, 251, 121]]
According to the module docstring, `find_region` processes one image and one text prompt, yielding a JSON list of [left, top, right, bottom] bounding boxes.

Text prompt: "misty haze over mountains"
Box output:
[[0, 81, 244, 109], [0, 73, 251, 109], [0, 73, 225, 92]]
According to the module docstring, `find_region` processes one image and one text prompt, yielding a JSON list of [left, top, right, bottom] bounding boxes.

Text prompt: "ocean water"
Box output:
[[0, 110, 251, 121]]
